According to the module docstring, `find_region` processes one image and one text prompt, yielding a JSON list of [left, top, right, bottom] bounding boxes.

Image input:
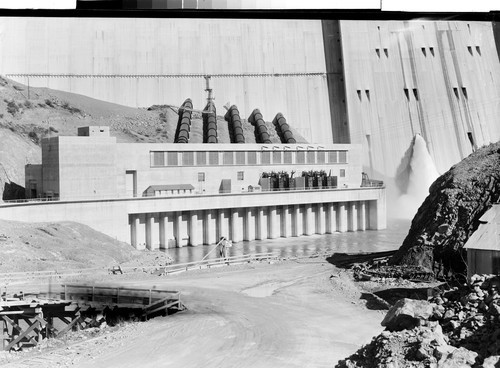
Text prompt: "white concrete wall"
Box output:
[[0, 187, 385, 245], [340, 20, 500, 178], [0, 17, 332, 144]]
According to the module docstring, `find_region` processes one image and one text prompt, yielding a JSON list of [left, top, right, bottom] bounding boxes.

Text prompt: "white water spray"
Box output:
[[396, 134, 440, 219]]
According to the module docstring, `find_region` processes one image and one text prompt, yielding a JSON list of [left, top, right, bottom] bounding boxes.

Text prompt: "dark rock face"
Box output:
[[390, 143, 500, 276]]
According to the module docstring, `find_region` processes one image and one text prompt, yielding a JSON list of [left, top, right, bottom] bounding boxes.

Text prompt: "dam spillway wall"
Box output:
[[337, 20, 500, 179], [0, 17, 333, 145], [2, 17, 500, 183]]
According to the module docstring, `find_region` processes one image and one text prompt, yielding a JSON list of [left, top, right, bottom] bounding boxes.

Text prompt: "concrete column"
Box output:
[[217, 209, 231, 240], [159, 212, 167, 249], [316, 203, 326, 234], [267, 206, 278, 239], [326, 203, 334, 233], [151, 214, 160, 250], [282, 206, 293, 237], [130, 214, 139, 249], [145, 214, 153, 250], [204, 210, 217, 245], [136, 214, 146, 250], [292, 205, 300, 237], [304, 203, 314, 236], [255, 207, 266, 240], [189, 211, 203, 246], [244, 208, 256, 241], [348, 202, 358, 232], [358, 201, 367, 231], [338, 202, 348, 232], [231, 208, 243, 243], [174, 211, 182, 247], [368, 193, 387, 230]]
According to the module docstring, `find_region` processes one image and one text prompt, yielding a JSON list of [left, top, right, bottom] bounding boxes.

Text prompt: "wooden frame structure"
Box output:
[[1, 286, 183, 351]]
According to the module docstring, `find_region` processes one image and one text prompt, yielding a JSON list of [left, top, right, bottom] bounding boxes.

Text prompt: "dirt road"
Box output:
[[3, 260, 385, 368]]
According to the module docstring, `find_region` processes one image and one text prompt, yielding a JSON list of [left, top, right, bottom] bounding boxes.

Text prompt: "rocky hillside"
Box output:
[[389, 142, 500, 277], [337, 274, 500, 368], [0, 76, 306, 201]]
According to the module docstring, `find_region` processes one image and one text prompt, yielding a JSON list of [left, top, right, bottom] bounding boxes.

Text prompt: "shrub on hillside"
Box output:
[[62, 101, 82, 114], [23, 100, 33, 109], [28, 131, 39, 144], [45, 99, 54, 107], [7, 100, 20, 115]]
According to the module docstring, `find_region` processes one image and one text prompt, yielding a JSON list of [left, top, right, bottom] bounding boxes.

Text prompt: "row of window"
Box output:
[[151, 150, 348, 167], [357, 86, 468, 102], [375, 46, 481, 58]]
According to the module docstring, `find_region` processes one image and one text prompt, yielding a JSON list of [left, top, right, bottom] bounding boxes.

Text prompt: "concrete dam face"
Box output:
[[2, 17, 500, 192]]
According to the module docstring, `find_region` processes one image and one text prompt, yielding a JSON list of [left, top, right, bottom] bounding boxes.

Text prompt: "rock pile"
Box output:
[[337, 275, 500, 368]]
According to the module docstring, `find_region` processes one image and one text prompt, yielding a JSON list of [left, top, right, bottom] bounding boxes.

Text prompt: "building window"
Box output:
[[223, 151, 234, 165], [429, 47, 435, 56], [283, 151, 293, 164], [453, 87, 459, 99], [198, 172, 205, 182], [261, 151, 271, 164], [357, 90, 362, 101], [339, 151, 347, 163], [317, 151, 326, 164], [167, 152, 178, 166], [247, 151, 257, 164], [412, 88, 419, 101], [467, 46, 473, 56], [272, 151, 282, 164], [340, 169, 346, 177], [306, 151, 315, 164], [209, 151, 219, 165], [476, 46, 481, 56], [375, 48, 380, 58], [421, 47, 426, 57], [237, 171, 244, 180], [383, 48, 388, 57], [235, 151, 245, 165], [365, 90, 370, 101], [404, 88, 410, 100], [328, 151, 338, 163], [296, 151, 305, 164], [182, 151, 194, 166], [197, 151, 207, 165], [462, 87, 468, 99], [151, 151, 165, 166]]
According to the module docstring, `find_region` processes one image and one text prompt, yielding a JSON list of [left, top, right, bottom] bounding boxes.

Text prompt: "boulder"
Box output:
[[381, 298, 434, 331], [483, 355, 500, 368], [438, 347, 478, 367]]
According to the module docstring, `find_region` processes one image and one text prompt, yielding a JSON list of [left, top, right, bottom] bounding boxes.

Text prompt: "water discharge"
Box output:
[[396, 134, 439, 219]]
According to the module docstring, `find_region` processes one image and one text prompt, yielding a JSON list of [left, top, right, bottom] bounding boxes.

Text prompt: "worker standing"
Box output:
[[218, 237, 227, 259]]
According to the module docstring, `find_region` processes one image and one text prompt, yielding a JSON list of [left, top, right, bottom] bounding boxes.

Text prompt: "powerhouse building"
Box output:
[[17, 126, 386, 248]]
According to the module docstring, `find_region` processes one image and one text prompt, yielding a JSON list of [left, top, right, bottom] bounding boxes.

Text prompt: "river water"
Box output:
[[164, 218, 411, 264]]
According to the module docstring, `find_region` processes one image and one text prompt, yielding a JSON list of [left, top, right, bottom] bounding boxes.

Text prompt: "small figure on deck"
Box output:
[[217, 236, 233, 260]]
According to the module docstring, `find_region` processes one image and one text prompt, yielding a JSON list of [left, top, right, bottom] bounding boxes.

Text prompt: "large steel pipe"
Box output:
[[248, 108, 271, 144], [273, 113, 296, 143], [224, 105, 245, 143], [203, 101, 217, 143], [174, 98, 193, 143]]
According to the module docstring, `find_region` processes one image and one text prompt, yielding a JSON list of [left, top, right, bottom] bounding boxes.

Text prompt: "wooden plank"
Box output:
[[56, 315, 81, 337], [3, 316, 39, 350]]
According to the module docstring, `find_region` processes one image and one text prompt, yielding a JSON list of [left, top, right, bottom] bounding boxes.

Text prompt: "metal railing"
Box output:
[[0, 252, 280, 287]]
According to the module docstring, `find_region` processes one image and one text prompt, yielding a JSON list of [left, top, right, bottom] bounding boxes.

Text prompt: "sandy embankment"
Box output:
[[2, 259, 385, 368]]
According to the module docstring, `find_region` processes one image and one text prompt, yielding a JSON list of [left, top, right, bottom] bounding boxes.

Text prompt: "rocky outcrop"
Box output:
[[390, 142, 500, 276], [337, 274, 500, 368]]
